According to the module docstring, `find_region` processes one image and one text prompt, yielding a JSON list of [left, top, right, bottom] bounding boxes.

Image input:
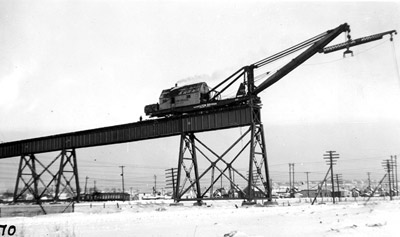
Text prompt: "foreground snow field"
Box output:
[[2, 199, 400, 237]]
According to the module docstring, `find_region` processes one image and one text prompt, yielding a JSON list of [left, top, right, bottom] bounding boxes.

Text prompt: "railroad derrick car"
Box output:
[[145, 82, 211, 117]]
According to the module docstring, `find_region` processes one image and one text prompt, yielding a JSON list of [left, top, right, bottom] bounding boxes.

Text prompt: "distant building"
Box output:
[[299, 189, 331, 198]]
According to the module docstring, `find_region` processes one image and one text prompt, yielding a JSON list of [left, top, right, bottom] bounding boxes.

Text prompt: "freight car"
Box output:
[[81, 192, 130, 201]]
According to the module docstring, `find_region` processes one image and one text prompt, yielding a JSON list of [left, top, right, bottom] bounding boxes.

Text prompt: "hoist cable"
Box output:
[[390, 39, 400, 88]]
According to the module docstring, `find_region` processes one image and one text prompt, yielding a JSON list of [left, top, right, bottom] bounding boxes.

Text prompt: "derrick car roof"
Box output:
[[160, 82, 208, 98]]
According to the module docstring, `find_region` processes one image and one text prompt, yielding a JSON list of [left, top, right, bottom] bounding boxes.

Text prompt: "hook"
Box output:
[[343, 48, 353, 58], [343, 31, 353, 57]]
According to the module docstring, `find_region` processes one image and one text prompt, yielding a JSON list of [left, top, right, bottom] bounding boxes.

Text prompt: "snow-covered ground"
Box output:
[[2, 198, 400, 237]]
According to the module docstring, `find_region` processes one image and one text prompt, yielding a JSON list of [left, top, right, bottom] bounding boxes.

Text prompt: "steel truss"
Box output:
[[174, 116, 271, 204], [13, 149, 80, 203]]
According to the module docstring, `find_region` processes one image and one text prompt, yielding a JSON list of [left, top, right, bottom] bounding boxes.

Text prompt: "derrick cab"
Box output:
[[159, 82, 210, 110]]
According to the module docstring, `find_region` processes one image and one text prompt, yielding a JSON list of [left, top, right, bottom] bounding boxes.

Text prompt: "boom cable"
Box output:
[[255, 32, 328, 68]]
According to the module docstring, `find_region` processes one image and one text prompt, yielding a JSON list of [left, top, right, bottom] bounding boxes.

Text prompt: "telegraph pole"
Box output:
[[392, 155, 398, 196], [323, 151, 339, 204], [119, 166, 125, 194], [130, 187, 133, 200], [335, 174, 342, 202], [165, 168, 177, 198], [292, 163, 295, 190], [305, 172, 310, 198], [367, 172, 371, 188], [382, 159, 393, 200], [289, 163, 295, 192], [391, 156, 394, 195], [288, 163, 292, 190], [154, 174, 157, 194], [84, 176, 89, 194], [395, 155, 398, 196], [336, 174, 340, 201], [387, 159, 393, 200]]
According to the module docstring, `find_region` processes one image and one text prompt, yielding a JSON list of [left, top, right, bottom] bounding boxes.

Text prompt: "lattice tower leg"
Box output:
[[174, 133, 202, 203], [13, 149, 81, 203], [55, 149, 81, 202], [13, 154, 41, 203], [245, 123, 272, 203]]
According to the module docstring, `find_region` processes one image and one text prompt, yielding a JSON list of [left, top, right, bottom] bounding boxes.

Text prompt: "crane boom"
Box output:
[[145, 23, 396, 118], [251, 23, 350, 95], [321, 30, 397, 55]]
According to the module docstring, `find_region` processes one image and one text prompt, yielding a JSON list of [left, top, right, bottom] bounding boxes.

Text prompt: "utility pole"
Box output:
[[323, 151, 339, 204], [335, 174, 342, 202], [391, 155, 398, 196], [391, 156, 394, 195], [366, 173, 388, 203], [387, 159, 393, 200], [305, 172, 310, 198], [154, 174, 157, 194], [382, 159, 393, 200], [119, 166, 125, 194], [336, 174, 340, 201], [130, 187, 133, 201], [311, 167, 331, 205], [292, 163, 295, 191], [367, 172, 371, 188], [165, 168, 177, 198], [289, 164, 291, 190], [289, 163, 295, 192], [396, 155, 398, 196], [84, 176, 89, 194]]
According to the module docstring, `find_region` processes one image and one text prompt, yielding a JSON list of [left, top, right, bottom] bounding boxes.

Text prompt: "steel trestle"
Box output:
[[174, 114, 271, 203], [13, 149, 80, 204]]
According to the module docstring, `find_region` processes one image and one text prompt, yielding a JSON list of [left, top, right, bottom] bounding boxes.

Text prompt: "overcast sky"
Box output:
[[1, 1, 400, 192]]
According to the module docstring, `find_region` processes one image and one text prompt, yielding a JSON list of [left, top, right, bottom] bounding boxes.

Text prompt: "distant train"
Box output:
[[144, 82, 248, 117], [81, 192, 130, 202]]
